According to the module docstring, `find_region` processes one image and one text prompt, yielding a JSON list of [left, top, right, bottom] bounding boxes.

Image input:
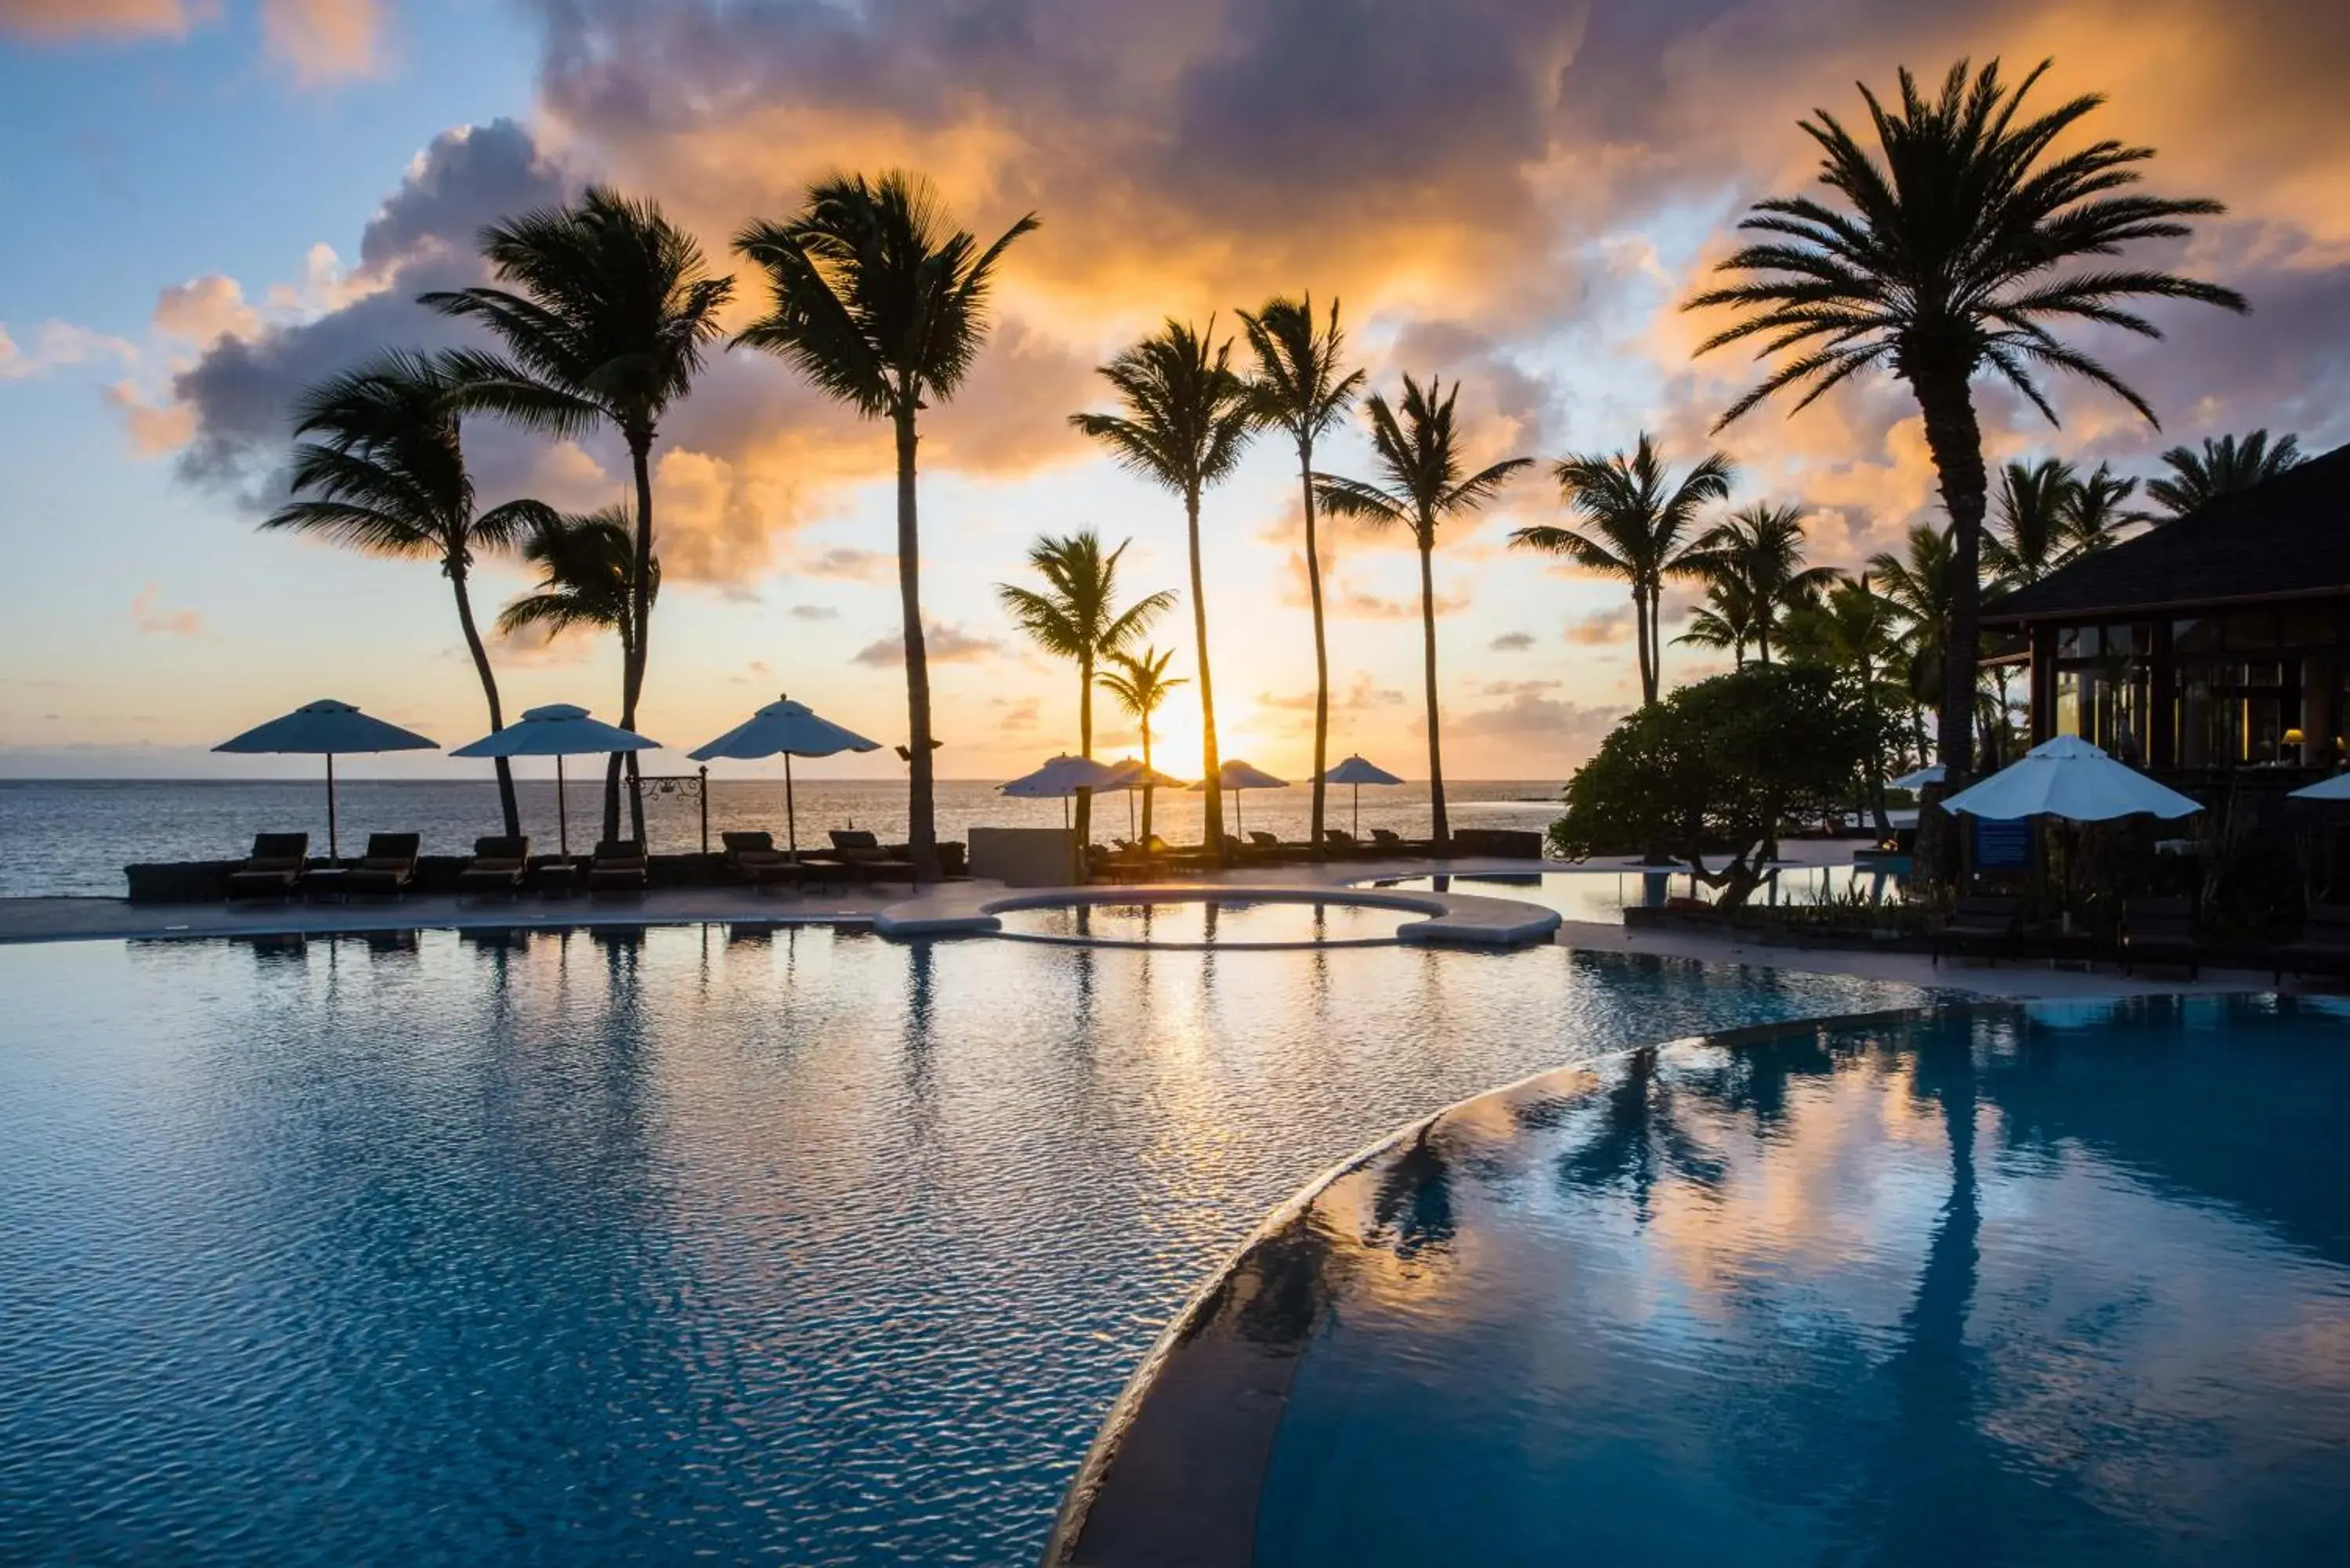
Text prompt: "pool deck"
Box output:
[[0, 854, 2287, 998]]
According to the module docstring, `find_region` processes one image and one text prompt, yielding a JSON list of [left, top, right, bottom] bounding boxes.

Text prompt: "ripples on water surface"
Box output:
[[0, 929, 1922, 1564], [992, 898, 1406, 945]]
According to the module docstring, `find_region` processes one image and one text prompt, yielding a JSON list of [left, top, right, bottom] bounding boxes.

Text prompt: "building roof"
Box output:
[[1983, 442, 2350, 623]]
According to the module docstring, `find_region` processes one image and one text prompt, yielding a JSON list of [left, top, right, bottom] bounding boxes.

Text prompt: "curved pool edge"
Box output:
[[1038, 999, 2036, 1568], [873, 882, 1563, 948]]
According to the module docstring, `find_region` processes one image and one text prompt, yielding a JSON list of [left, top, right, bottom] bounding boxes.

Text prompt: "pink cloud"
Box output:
[[129, 583, 204, 638]]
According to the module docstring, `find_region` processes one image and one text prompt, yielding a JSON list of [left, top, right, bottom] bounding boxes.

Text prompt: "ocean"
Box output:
[[0, 778, 1564, 898]]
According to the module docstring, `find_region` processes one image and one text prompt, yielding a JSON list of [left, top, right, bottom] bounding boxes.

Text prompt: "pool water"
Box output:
[[992, 897, 1407, 946], [0, 928, 1926, 1565], [1367, 864, 1907, 924], [1148, 997, 2350, 1566]]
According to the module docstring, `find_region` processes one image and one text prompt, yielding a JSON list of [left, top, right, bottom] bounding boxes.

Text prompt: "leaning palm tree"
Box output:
[[996, 529, 1174, 847], [2063, 461, 2139, 554], [734, 171, 1037, 880], [1982, 457, 2080, 588], [1313, 373, 1531, 848], [1509, 433, 1735, 706], [422, 186, 732, 840], [1070, 320, 1257, 865], [2146, 428, 2303, 517], [497, 504, 659, 670], [1687, 57, 2245, 793], [1097, 645, 1186, 845], [1676, 578, 1765, 667], [1869, 522, 1958, 765], [1239, 295, 1364, 854], [1692, 501, 1838, 663], [266, 349, 541, 838]]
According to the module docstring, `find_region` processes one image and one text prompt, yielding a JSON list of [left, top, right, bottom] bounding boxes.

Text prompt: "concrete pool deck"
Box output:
[[0, 854, 2290, 999]]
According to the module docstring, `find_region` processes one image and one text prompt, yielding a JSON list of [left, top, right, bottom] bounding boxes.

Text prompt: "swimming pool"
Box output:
[[1364, 864, 1907, 925], [992, 897, 1406, 947], [1056, 995, 2350, 1566], [0, 927, 1928, 1565]]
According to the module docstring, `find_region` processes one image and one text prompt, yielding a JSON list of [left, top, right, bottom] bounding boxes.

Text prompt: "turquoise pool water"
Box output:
[[0, 928, 1925, 1565], [1079, 997, 2350, 1566]]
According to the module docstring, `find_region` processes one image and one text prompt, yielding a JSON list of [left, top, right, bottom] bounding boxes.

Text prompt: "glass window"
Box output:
[[2283, 606, 2339, 649], [2225, 611, 2279, 651], [2174, 616, 2222, 655]]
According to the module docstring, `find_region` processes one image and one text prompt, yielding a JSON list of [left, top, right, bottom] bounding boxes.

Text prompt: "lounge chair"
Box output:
[[816, 829, 918, 885], [1929, 894, 2021, 966], [1322, 828, 1375, 858], [456, 836, 531, 898], [226, 833, 309, 901], [1368, 827, 1426, 854], [2276, 904, 2350, 985], [586, 839, 649, 896], [341, 833, 421, 899], [2120, 895, 2199, 977], [723, 831, 807, 893]]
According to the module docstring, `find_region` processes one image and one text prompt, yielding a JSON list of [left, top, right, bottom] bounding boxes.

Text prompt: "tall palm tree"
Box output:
[[1509, 433, 1735, 706], [1071, 320, 1257, 864], [1687, 57, 2245, 793], [266, 349, 540, 838], [496, 504, 658, 662], [1869, 522, 1958, 764], [1098, 645, 1186, 845], [1239, 295, 1364, 854], [1313, 373, 1530, 848], [1693, 501, 1838, 663], [2063, 461, 2139, 553], [2146, 428, 2303, 516], [734, 171, 1037, 880], [1982, 457, 2081, 587], [422, 186, 732, 840], [1676, 579, 1765, 667], [996, 529, 1174, 846]]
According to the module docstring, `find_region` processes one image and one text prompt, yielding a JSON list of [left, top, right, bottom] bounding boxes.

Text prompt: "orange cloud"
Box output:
[[0, 0, 209, 41], [129, 583, 204, 638], [261, 0, 382, 85], [152, 274, 259, 345]]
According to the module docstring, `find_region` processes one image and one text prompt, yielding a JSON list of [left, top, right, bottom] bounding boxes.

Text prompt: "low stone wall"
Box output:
[[1449, 827, 1545, 858]]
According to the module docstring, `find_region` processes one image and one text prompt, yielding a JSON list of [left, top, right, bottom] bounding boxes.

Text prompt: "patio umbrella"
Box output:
[[1101, 757, 1190, 839], [690, 694, 880, 858], [1890, 764, 1945, 792], [2290, 774, 2350, 802], [1938, 735, 2200, 823], [213, 698, 437, 860], [1186, 758, 1289, 836], [1001, 753, 1125, 829], [1320, 753, 1404, 839], [450, 703, 662, 857]]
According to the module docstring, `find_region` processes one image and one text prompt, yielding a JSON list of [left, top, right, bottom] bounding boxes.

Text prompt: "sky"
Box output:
[[2, 0, 2345, 784]]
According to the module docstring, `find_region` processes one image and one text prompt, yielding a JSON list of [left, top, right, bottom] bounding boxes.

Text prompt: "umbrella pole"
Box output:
[[1128, 787, 1136, 840], [785, 753, 798, 862], [326, 753, 338, 862], [556, 756, 569, 858], [1354, 781, 1361, 840]]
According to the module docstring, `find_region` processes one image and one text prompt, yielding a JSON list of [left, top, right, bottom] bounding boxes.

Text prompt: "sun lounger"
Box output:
[[586, 839, 649, 896], [723, 831, 807, 892], [340, 833, 421, 899], [457, 836, 532, 897], [226, 833, 309, 901], [2120, 895, 2199, 977], [813, 829, 918, 884], [1368, 827, 1430, 854], [1930, 894, 2021, 966], [2275, 904, 2350, 985], [1322, 828, 1376, 858]]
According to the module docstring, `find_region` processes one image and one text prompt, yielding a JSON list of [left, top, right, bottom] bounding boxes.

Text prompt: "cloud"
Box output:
[[261, 0, 382, 85], [1489, 630, 1535, 652], [129, 583, 203, 638], [851, 620, 998, 668], [1564, 605, 1634, 646], [1448, 690, 1622, 745], [0, 320, 137, 381], [786, 604, 840, 622], [991, 695, 1041, 732], [151, 274, 259, 345], [1258, 673, 1406, 716], [0, 0, 210, 41], [801, 547, 895, 581]]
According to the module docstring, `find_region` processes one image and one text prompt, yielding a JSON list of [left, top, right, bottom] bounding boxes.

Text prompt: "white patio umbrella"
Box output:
[[2290, 773, 2350, 802], [1939, 735, 2200, 823], [1186, 758, 1289, 837], [450, 703, 662, 857], [1320, 753, 1404, 839], [213, 698, 438, 859], [690, 694, 880, 858], [1101, 757, 1190, 839], [1890, 764, 1945, 792], [1001, 753, 1125, 829]]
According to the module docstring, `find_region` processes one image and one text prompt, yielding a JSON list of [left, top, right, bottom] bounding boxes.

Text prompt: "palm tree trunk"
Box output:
[[1650, 584, 1666, 699], [1633, 587, 1654, 706], [617, 430, 655, 844], [1075, 653, 1094, 850], [1418, 531, 1448, 850], [1188, 484, 1224, 865], [602, 617, 636, 847], [895, 399, 939, 881], [1299, 439, 1329, 855], [1140, 713, 1155, 845], [449, 564, 521, 839], [1911, 369, 1987, 787]]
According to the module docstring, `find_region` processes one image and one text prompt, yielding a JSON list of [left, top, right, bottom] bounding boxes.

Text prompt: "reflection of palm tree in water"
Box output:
[[1555, 1048, 1727, 1219], [1369, 1120, 1459, 1261]]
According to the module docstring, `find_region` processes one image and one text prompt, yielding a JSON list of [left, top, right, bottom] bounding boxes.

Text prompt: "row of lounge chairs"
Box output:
[[1088, 827, 1430, 882], [1930, 893, 2350, 983]]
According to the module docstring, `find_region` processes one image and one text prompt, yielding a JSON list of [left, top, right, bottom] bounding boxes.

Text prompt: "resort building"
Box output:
[[1984, 443, 2350, 779]]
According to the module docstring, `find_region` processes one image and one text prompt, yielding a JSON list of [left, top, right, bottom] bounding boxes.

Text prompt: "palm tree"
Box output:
[[1071, 320, 1257, 865], [266, 349, 540, 838], [497, 504, 658, 663], [1313, 373, 1531, 848], [1509, 433, 1734, 706], [1676, 579, 1765, 667], [996, 529, 1174, 846], [1687, 57, 2245, 793], [1097, 645, 1186, 845], [2063, 461, 2139, 553], [1693, 501, 1837, 663], [1983, 457, 2081, 587], [422, 186, 732, 840], [1239, 295, 1364, 854], [1869, 522, 1957, 764], [2146, 429, 2303, 516], [734, 171, 1037, 880], [1783, 573, 1904, 835]]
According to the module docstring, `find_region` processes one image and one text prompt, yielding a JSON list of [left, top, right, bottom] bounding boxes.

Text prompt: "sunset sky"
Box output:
[[3, 0, 2345, 782]]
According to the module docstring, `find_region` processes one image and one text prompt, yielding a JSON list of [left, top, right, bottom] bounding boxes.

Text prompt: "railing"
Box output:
[[630, 765, 710, 854]]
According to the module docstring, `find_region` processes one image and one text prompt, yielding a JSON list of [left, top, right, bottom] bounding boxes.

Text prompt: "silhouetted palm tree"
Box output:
[[1676, 579, 1765, 667], [2063, 461, 2140, 553], [267, 350, 542, 837], [1071, 320, 1257, 864], [1869, 522, 1957, 764], [497, 504, 659, 672], [1693, 501, 1837, 663], [424, 186, 731, 840], [1098, 645, 1186, 844], [1314, 373, 1531, 848], [1784, 573, 1904, 833], [735, 171, 1037, 879], [2146, 428, 2302, 516], [996, 530, 1174, 846], [1509, 433, 1734, 705], [1240, 296, 1364, 854], [1983, 457, 2081, 587], [1689, 57, 2245, 791]]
